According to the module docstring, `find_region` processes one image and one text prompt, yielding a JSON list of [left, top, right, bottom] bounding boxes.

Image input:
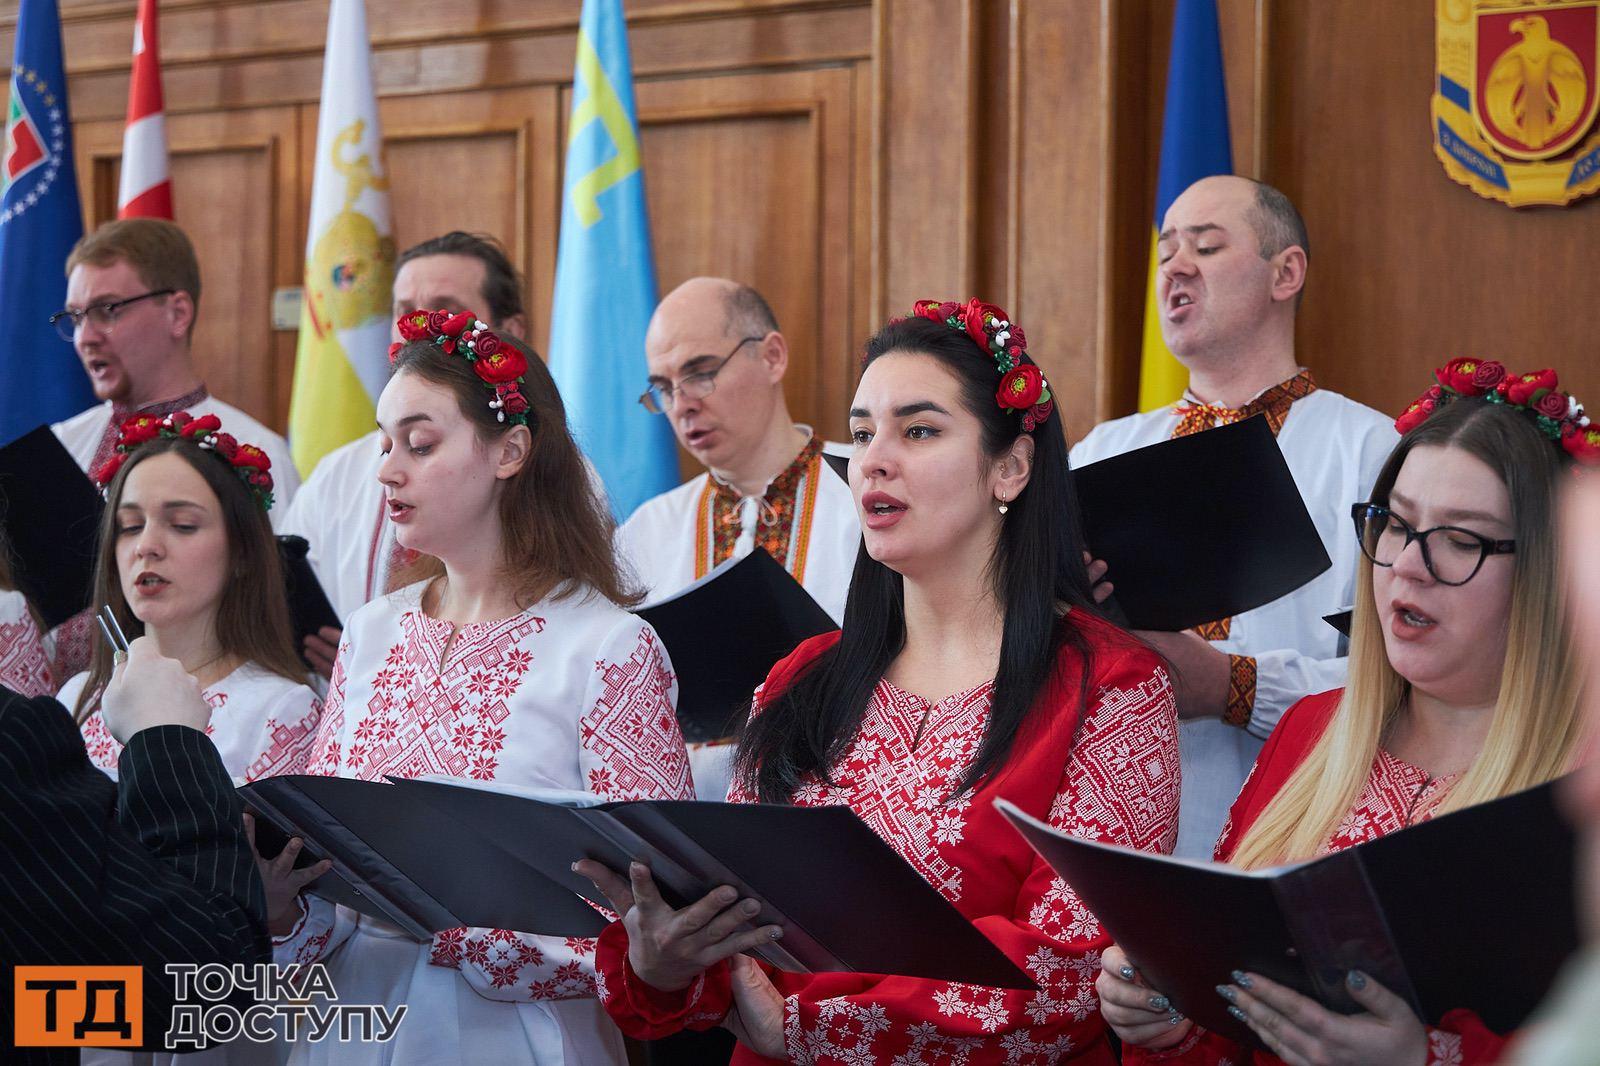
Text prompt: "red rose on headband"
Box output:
[[209, 432, 238, 460], [1022, 398, 1054, 433], [398, 312, 430, 341], [94, 453, 127, 488], [473, 346, 528, 385], [179, 413, 223, 439], [1564, 423, 1600, 465], [1534, 390, 1570, 420], [1470, 360, 1507, 391], [500, 387, 530, 416], [440, 312, 474, 338], [1436, 358, 1487, 397], [997, 365, 1045, 410], [1006, 326, 1027, 352], [1504, 369, 1558, 406], [166, 411, 192, 432], [117, 415, 163, 448], [1395, 397, 1436, 435], [473, 331, 502, 358], [425, 310, 449, 334], [962, 299, 1008, 350], [233, 445, 271, 473]]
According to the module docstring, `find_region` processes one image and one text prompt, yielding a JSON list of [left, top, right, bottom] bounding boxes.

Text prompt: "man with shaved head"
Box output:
[[1071, 176, 1396, 857], [620, 277, 858, 801]]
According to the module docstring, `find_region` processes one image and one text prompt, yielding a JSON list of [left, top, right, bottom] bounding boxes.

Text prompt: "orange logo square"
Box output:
[[13, 966, 143, 1047]]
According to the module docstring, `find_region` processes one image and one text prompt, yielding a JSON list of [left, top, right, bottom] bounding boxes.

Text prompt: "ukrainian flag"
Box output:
[[1138, 0, 1233, 412], [549, 0, 679, 520]]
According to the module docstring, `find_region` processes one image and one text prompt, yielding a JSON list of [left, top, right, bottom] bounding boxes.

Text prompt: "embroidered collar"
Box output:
[[1172, 369, 1317, 438], [708, 432, 824, 509]]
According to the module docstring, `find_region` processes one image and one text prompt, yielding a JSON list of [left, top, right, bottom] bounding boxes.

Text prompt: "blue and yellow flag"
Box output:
[[549, 0, 678, 520], [1138, 0, 1233, 412], [0, 0, 93, 446]]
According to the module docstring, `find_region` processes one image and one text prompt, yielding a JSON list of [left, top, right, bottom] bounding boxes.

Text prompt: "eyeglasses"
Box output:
[[638, 336, 765, 414], [50, 289, 175, 342], [1351, 502, 1516, 586]]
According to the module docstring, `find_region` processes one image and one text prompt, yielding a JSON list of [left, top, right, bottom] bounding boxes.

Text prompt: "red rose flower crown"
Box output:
[[1396, 358, 1597, 467], [909, 298, 1055, 433], [93, 411, 276, 511], [391, 309, 530, 426]]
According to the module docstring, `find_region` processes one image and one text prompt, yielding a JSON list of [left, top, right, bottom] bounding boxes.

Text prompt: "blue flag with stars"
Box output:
[[0, 0, 91, 446], [548, 0, 679, 520]]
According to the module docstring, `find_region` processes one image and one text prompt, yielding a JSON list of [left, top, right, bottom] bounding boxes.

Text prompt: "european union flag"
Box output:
[[549, 0, 679, 521], [0, 0, 92, 446]]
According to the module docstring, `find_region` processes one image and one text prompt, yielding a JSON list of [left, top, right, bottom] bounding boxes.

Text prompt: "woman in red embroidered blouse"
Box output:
[[578, 304, 1182, 1064], [1102, 381, 1589, 1066]]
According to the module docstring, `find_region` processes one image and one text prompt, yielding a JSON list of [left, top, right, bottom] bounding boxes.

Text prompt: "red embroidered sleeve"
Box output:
[[775, 652, 1181, 1065], [594, 922, 735, 1039], [303, 638, 350, 777]]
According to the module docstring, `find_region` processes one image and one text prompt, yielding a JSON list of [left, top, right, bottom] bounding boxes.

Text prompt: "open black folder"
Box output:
[[242, 773, 1033, 990], [635, 548, 838, 742], [0, 425, 104, 628], [997, 779, 1578, 1048]]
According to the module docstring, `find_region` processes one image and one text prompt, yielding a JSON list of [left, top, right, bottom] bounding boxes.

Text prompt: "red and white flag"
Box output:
[[117, 0, 171, 218]]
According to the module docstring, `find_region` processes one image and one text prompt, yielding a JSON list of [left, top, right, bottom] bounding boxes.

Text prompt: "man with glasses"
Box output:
[[1070, 176, 1396, 857], [619, 276, 859, 799], [49, 218, 299, 525]]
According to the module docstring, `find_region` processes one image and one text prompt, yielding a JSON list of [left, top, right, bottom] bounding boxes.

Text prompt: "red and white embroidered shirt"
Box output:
[[596, 610, 1182, 1064], [59, 661, 322, 782], [275, 582, 694, 1006], [1125, 688, 1511, 1066]]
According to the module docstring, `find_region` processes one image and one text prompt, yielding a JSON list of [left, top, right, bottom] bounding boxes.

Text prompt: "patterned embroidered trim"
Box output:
[[693, 436, 825, 580], [1193, 616, 1232, 642], [1222, 654, 1257, 729], [1171, 369, 1317, 439]]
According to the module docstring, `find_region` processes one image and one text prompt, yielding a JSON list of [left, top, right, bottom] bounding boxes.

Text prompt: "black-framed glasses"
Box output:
[[50, 289, 175, 342], [1351, 502, 1516, 586], [638, 335, 764, 414]]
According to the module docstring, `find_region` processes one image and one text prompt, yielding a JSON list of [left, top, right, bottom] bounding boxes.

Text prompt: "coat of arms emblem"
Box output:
[[1433, 0, 1600, 206]]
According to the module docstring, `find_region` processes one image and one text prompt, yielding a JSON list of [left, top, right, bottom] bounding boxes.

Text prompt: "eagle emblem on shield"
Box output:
[[1434, 0, 1600, 207]]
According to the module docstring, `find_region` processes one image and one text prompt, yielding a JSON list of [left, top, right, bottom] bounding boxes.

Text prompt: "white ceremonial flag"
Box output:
[[286, 0, 394, 476]]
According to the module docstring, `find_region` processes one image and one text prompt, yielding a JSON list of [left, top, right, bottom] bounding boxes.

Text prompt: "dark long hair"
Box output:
[[389, 333, 639, 608], [734, 315, 1104, 802], [74, 436, 304, 722]]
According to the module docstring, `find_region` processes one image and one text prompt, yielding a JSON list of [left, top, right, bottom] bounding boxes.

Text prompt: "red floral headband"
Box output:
[[909, 298, 1054, 432], [391, 309, 530, 426], [93, 411, 276, 511], [1397, 358, 1597, 466]]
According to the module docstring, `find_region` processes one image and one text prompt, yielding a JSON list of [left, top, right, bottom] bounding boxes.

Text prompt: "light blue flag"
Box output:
[[549, 0, 678, 520]]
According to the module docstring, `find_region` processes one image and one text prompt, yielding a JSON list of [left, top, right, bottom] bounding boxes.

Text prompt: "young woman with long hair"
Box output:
[[580, 300, 1182, 1064], [59, 412, 320, 781], [262, 311, 693, 1065], [1101, 361, 1595, 1066]]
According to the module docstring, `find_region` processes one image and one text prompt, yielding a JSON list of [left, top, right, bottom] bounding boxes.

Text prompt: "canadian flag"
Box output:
[[117, 0, 172, 218]]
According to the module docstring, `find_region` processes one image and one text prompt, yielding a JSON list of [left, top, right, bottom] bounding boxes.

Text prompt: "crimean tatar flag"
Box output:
[[286, 0, 394, 477], [548, 0, 679, 520], [1138, 0, 1233, 412], [117, 0, 171, 219]]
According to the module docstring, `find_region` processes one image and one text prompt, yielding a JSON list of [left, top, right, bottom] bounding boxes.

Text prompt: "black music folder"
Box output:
[[277, 535, 341, 647], [241, 774, 609, 942], [0, 425, 103, 628], [997, 779, 1578, 1048], [1071, 415, 1333, 632], [245, 773, 1033, 989], [636, 548, 838, 742]]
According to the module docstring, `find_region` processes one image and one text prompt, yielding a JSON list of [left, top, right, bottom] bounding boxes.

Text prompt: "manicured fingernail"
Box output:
[[1215, 984, 1237, 1004], [1347, 970, 1367, 990], [569, 862, 579, 872], [1231, 970, 1253, 989], [1149, 995, 1169, 1011], [1228, 1005, 1246, 1023], [1119, 965, 1136, 980], [769, 928, 783, 940], [1169, 1014, 1183, 1025]]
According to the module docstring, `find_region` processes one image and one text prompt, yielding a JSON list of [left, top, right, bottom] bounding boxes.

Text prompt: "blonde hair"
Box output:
[[1230, 400, 1586, 869]]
